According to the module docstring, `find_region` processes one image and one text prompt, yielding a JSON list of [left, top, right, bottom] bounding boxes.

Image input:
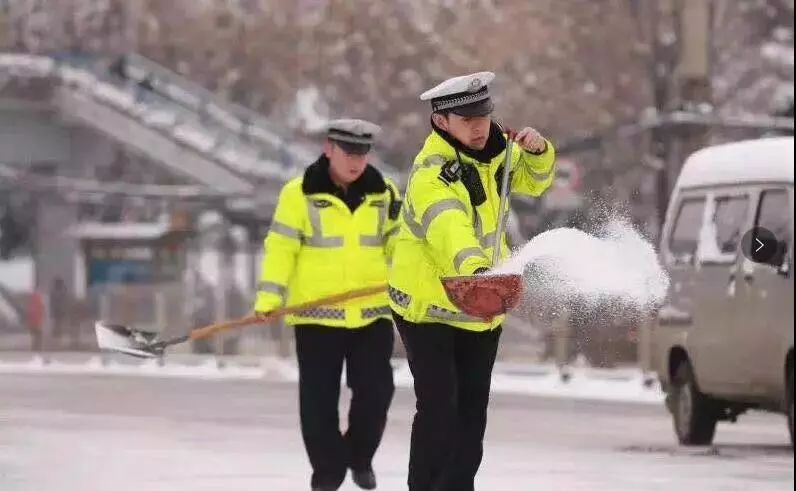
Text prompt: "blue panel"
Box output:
[[88, 259, 152, 286]]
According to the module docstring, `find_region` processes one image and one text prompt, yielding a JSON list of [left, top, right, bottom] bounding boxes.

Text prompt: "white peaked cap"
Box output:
[[325, 119, 381, 144], [419, 72, 496, 116], [420, 71, 495, 101]]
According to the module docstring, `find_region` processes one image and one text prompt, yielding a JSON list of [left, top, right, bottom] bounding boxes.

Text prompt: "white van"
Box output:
[[653, 136, 794, 446]]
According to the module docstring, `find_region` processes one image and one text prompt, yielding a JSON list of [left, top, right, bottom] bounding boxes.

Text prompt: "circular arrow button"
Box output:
[[741, 227, 779, 264]]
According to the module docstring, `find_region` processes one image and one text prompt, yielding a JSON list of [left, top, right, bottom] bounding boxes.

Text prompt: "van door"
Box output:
[[688, 188, 753, 396], [660, 193, 717, 388], [739, 187, 794, 399]]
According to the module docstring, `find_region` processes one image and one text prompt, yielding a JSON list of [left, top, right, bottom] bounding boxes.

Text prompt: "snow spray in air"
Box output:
[[491, 217, 670, 321]]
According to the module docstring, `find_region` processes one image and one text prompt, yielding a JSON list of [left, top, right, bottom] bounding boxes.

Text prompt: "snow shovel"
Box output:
[[94, 283, 388, 358], [441, 136, 523, 321]]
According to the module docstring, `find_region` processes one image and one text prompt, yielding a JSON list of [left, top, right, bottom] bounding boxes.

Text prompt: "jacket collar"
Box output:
[[429, 118, 506, 164], [301, 154, 386, 196]]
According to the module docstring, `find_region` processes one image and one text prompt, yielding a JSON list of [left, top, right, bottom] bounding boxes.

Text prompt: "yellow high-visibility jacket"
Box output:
[[254, 156, 401, 328], [388, 123, 556, 331]]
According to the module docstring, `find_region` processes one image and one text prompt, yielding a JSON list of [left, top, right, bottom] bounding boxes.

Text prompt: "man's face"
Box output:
[[434, 113, 492, 150], [324, 141, 369, 185]]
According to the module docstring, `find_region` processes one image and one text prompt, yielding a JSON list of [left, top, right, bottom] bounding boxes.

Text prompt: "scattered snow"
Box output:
[[172, 123, 218, 153], [92, 83, 136, 112], [0, 53, 55, 76], [161, 82, 203, 111], [761, 41, 794, 68], [657, 304, 692, 324], [696, 102, 714, 114], [57, 65, 98, 89], [494, 220, 669, 313], [140, 108, 179, 127], [205, 103, 244, 133], [215, 142, 260, 172], [247, 124, 283, 147]]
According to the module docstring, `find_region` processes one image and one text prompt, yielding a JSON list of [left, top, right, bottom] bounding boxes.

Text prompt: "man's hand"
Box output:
[[511, 127, 547, 154], [255, 311, 272, 322]]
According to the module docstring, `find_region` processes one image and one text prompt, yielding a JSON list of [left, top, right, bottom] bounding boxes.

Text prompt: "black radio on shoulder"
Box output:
[[438, 160, 462, 185], [437, 159, 486, 208]]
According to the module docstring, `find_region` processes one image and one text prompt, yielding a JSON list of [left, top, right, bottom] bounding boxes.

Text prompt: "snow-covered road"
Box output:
[[0, 373, 792, 490]]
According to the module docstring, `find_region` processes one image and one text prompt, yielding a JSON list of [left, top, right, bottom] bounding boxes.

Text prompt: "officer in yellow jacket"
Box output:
[[389, 72, 556, 491], [255, 119, 400, 491]]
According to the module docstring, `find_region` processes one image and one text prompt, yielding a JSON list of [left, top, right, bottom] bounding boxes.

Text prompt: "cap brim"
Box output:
[[450, 98, 494, 117], [332, 139, 371, 155]]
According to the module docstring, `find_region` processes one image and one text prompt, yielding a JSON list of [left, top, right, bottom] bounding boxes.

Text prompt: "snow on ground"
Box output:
[[2, 352, 663, 405], [0, 374, 792, 491], [0, 256, 34, 292]]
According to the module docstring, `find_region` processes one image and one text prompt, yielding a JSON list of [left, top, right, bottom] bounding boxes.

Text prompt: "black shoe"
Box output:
[[311, 486, 338, 491], [351, 468, 377, 490]]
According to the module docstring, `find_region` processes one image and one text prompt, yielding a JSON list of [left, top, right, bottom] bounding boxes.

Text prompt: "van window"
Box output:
[[755, 190, 790, 243], [669, 197, 705, 260], [711, 195, 749, 255]]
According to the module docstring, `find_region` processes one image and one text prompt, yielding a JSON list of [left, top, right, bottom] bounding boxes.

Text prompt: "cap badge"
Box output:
[[467, 78, 482, 92]]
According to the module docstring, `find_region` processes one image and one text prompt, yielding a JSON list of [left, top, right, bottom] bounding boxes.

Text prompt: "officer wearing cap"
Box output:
[[388, 73, 556, 490], [255, 119, 401, 491]]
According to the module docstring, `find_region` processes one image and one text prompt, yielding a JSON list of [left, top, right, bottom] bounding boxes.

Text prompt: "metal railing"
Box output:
[[0, 279, 294, 357], [0, 52, 403, 190], [1, 282, 654, 376], [0, 53, 305, 185]]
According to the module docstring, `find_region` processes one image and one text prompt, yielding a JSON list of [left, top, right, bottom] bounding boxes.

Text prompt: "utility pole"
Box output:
[[124, 0, 141, 53], [644, 0, 679, 236], [644, 0, 713, 235], [0, 1, 11, 49], [677, 0, 713, 153]]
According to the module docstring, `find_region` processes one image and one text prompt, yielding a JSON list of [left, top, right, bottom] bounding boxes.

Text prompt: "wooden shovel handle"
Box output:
[[188, 283, 388, 342]]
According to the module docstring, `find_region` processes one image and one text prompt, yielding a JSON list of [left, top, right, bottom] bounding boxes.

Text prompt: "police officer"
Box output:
[[255, 119, 401, 491], [388, 72, 556, 491]]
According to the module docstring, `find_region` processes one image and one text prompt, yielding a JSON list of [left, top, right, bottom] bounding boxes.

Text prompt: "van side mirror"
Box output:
[[770, 241, 785, 265], [769, 240, 789, 267]]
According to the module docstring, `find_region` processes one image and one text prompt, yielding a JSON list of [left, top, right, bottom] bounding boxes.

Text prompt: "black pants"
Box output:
[[394, 313, 501, 491], [295, 319, 395, 489]]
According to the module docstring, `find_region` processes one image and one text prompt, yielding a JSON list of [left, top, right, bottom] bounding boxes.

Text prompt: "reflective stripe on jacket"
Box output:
[[254, 156, 401, 328], [388, 126, 555, 331]]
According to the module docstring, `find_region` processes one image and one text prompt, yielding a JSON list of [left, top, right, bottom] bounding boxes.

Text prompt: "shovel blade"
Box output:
[[441, 273, 523, 321], [94, 321, 163, 358]]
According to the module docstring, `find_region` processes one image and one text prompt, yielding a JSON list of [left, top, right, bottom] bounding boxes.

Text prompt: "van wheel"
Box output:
[[787, 364, 794, 449], [671, 360, 717, 445]]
